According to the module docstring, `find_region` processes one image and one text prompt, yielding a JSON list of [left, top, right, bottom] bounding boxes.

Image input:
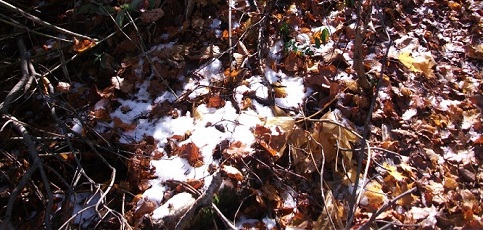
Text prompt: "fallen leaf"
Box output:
[[141, 8, 164, 23], [398, 51, 435, 77], [272, 82, 288, 98], [361, 181, 386, 210], [223, 141, 250, 158], [72, 37, 96, 52], [383, 162, 407, 181], [56, 82, 71, 93], [207, 94, 225, 108], [113, 117, 137, 131], [221, 165, 244, 181], [178, 143, 203, 167]]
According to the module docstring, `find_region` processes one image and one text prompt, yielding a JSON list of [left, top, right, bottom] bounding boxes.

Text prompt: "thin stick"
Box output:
[[228, 0, 233, 62], [359, 187, 417, 230], [347, 6, 393, 227], [0, 0, 94, 41]]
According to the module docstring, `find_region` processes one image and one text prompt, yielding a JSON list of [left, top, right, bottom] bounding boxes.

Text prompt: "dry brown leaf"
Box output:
[[113, 117, 137, 131], [223, 141, 249, 158], [178, 143, 203, 167], [141, 8, 164, 23], [272, 82, 288, 98], [361, 181, 386, 210], [254, 125, 287, 158], [284, 51, 304, 72], [221, 165, 244, 181], [186, 179, 203, 190], [207, 94, 225, 108], [443, 175, 458, 190], [56, 82, 71, 93], [72, 37, 96, 52], [394, 182, 417, 206], [91, 108, 111, 122]]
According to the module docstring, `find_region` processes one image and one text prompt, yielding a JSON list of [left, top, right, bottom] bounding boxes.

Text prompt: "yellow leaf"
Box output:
[[398, 52, 415, 70], [443, 175, 458, 190], [272, 82, 287, 98], [363, 181, 386, 207], [383, 162, 407, 181], [398, 52, 435, 78]]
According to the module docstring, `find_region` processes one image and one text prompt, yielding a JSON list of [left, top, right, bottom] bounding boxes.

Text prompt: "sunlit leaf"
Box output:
[[72, 37, 96, 52], [383, 162, 407, 181]]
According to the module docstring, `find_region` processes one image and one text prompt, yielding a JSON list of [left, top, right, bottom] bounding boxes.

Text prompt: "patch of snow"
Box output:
[[210, 18, 222, 38], [71, 118, 83, 134], [94, 98, 109, 110], [402, 108, 418, 121], [71, 192, 102, 228], [263, 217, 276, 229], [276, 76, 310, 109], [197, 58, 223, 80], [269, 40, 284, 60]]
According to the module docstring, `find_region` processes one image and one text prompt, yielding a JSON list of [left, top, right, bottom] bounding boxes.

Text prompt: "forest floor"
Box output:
[[0, 0, 481, 229]]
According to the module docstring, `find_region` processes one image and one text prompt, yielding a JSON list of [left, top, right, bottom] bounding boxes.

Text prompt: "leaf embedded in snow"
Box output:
[[223, 141, 250, 158], [113, 117, 137, 131], [177, 143, 203, 167], [207, 94, 225, 108], [221, 165, 244, 181]]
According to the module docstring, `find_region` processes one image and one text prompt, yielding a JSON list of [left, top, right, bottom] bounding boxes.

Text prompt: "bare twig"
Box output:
[[0, 39, 33, 113], [175, 171, 236, 230], [2, 114, 54, 230], [359, 187, 417, 230], [1, 39, 54, 229], [347, 3, 393, 226], [0, 0, 94, 41]]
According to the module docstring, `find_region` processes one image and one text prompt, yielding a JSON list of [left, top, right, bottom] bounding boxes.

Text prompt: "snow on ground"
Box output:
[[96, 49, 311, 225]]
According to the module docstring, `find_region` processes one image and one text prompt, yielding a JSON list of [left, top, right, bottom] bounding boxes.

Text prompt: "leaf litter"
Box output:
[[1, 0, 482, 229]]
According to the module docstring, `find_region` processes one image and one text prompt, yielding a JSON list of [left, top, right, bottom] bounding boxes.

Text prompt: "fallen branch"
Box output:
[[1, 114, 53, 230], [175, 171, 236, 230], [0, 39, 33, 113], [1, 38, 54, 229]]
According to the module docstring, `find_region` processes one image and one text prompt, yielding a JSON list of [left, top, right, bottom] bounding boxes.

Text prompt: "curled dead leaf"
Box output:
[[56, 82, 71, 93], [178, 143, 203, 167], [221, 165, 244, 181], [72, 37, 96, 52]]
